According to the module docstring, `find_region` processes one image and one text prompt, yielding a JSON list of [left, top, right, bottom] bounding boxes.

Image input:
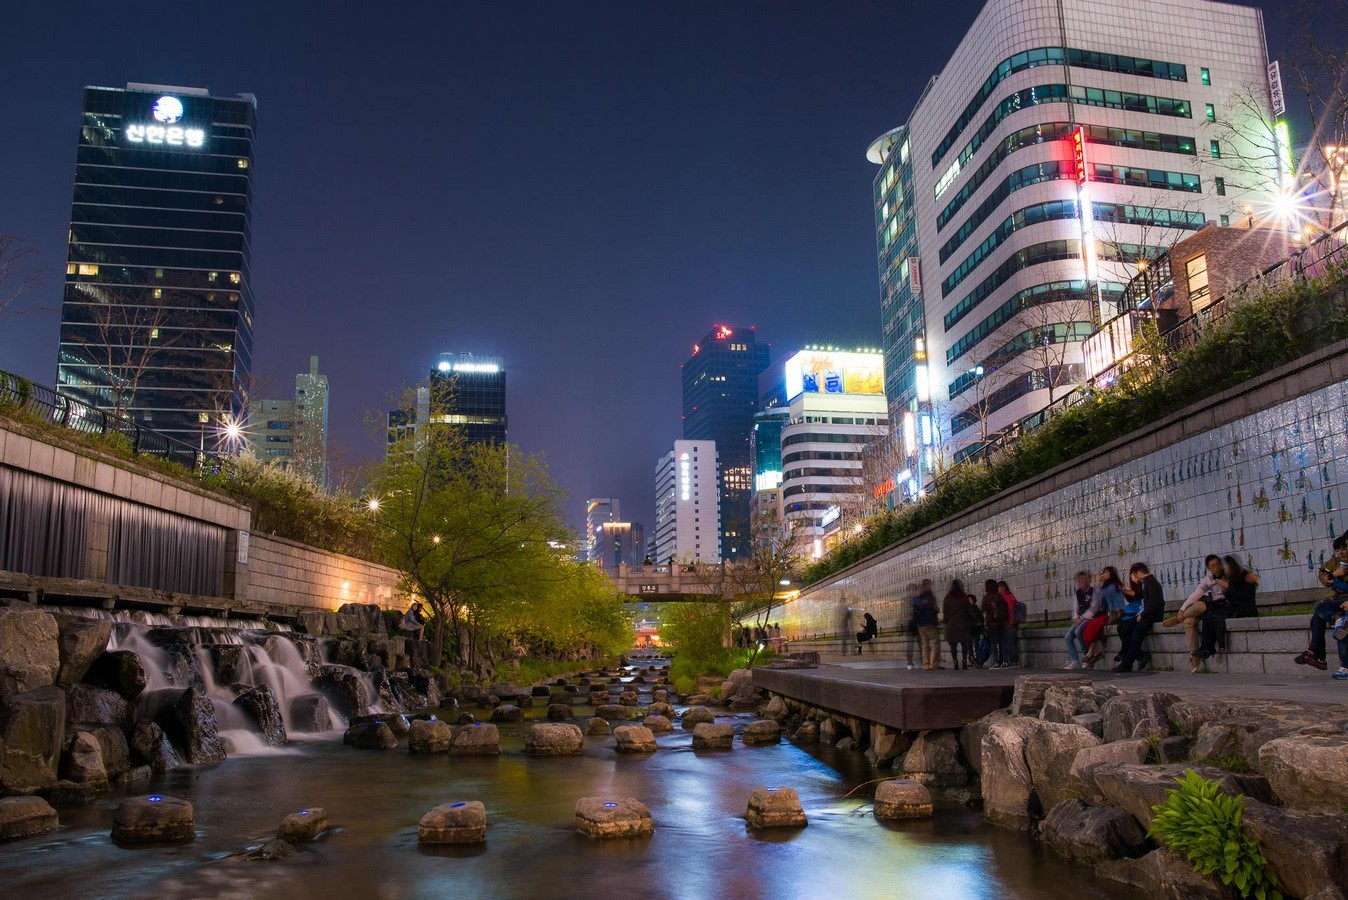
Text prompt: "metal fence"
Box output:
[[0, 371, 225, 473], [936, 218, 1348, 485]]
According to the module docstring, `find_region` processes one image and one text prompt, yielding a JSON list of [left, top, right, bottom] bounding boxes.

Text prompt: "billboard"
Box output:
[[783, 350, 884, 400]]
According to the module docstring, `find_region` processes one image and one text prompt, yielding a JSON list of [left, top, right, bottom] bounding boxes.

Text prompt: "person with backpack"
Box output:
[[967, 591, 987, 668], [981, 580, 1009, 668], [998, 580, 1023, 668], [942, 579, 973, 670], [913, 579, 941, 670]]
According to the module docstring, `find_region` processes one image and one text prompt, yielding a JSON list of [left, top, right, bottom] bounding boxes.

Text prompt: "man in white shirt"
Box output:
[[1164, 554, 1227, 673]]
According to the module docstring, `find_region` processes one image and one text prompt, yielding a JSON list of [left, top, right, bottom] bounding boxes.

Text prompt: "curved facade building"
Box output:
[[871, 0, 1280, 470]]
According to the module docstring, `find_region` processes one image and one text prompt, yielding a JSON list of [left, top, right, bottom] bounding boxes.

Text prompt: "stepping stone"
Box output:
[[614, 725, 657, 753], [575, 797, 653, 839], [586, 718, 612, 736], [419, 801, 487, 844], [692, 723, 734, 750], [490, 705, 524, 724], [594, 704, 630, 721], [450, 723, 501, 756], [873, 780, 934, 820], [524, 723, 584, 756], [745, 786, 806, 829], [278, 807, 329, 842], [111, 794, 195, 844], [409, 719, 452, 754], [344, 722, 397, 750], [642, 715, 673, 733], [742, 720, 782, 746], [681, 706, 715, 729], [0, 796, 59, 841]]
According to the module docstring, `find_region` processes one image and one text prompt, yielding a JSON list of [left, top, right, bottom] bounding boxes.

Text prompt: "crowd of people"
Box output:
[[735, 623, 785, 654]]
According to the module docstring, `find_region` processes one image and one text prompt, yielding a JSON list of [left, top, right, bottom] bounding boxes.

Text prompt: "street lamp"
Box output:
[[367, 498, 380, 513]]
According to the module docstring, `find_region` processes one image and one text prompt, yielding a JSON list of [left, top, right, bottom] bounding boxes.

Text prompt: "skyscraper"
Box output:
[[868, 0, 1280, 474], [654, 439, 720, 565], [585, 498, 621, 564], [385, 352, 507, 454], [248, 356, 329, 488], [57, 83, 258, 443], [681, 325, 770, 560]]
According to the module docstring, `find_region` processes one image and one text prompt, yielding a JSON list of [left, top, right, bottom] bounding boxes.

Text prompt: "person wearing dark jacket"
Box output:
[[942, 580, 973, 670], [967, 594, 987, 667], [856, 612, 879, 654], [981, 580, 1009, 668], [913, 580, 941, 669], [1115, 563, 1164, 672]]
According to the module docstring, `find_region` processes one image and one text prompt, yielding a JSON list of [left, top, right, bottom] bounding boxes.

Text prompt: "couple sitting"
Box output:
[[1162, 554, 1259, 674]]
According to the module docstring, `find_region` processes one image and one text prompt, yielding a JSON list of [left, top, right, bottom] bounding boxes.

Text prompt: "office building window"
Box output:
[[1220, 214, 1230, 226], [1205, 103, 1215, 122], [1186, 253, 1211, 311], [1215, 177, 1226, 195], [1201, 67, 1211, 86], [1210, 140, 1221, 158]]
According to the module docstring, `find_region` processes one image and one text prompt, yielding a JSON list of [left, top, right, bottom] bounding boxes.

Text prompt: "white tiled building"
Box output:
[[870, 0, 1282, 463], [653, 440, 720, 564]]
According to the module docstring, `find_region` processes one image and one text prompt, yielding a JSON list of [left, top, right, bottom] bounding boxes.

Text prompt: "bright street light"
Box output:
[[367, 498, 380, 512]]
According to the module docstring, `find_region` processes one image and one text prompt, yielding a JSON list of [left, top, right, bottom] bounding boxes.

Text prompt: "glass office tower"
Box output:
[[57, 83, 258, 444], [428, 352, 508, 446]]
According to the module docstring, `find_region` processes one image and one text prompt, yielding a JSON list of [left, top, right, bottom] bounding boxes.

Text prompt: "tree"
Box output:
[[1289, 0, 1348, 229], [0, 235, 42, 321], [728, 511, 808, 668]]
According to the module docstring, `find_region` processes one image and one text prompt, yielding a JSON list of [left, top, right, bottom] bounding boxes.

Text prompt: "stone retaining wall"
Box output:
[[245, 533, 403, 612]]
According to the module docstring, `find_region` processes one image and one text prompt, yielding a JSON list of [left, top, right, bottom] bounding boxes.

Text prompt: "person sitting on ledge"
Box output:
[[1163, 554, 1227, 674], [1114, 562, 1163, 673], [399, 600, 427, 640], [1295, 534, 1348, 679], [856, 612, 878, 655], [1082, 566, 1125, 667]]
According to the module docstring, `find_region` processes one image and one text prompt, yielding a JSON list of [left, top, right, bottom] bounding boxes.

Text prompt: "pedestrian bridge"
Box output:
[[606, 563, 719, 602]]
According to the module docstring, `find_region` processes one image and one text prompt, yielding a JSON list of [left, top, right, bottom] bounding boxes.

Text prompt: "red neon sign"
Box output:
[[1072, 126, 1088, 186]]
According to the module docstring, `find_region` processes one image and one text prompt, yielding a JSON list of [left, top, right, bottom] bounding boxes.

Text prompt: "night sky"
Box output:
[[0, 0, 1317, 534]]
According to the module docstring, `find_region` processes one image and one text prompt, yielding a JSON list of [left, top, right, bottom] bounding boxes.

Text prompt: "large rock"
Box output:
[[53, 617, 110, 687], [62, 730, 107, 787], [594, 704, 631, 721], [64, 684, 133, 733], [1068, 739, 1149, 801], [547, 703, 572, 721], [745, 786, 807, 829], [419, 801, 487, 844], [1092, 764, 1274, 830], [866, 724, 910, 769], [898, 730, 968, 788], [297, 609, 341, 637], [959, 709, 1010, 776], [210, 646, 249, 685], [1241, 797, 1348, 900], [762, 696, 789, 722], [1258, 733, 1348, 813], [84, 724, 129, 781], [614, 725, 657, 753], [1097, 847, 1230, 899], [741, 719, 782, 747], [343, 721, 398, 749], [490, 704, 524, 724], [85, 650, 148, 701], [692, 723, 734, 750], [980, 717, 1040, 829], [233, 685, 287, 747], [111, 794, 195, 844], [1010, 674, 1091, 717], [1190, 716, 1281, 773], [162, 687, 225, 764], [1039, 683, 1117, 724], [525, 723, 584, 756], [314, 666, 370, 719], [289, 694, 332, 733], [1167, 701, 1243, 738], [575, 797, 653, 839], [0, 685, 66, 791], [646, 702, 675, 719], [1039, 798, 1149, 864], [681, 706, 715, 730], [1024, 721, 1101, 812], [409, 719, 453, 754], [450, 723, 501, 756], [277, 807, 329, 843], [0, 795, 59, 841], [642, 714, 673, 733], [873, 780, 933, 820], [334, 603, 385, 634], [0, 608, 60, 696], [130, 721, 182, 773], [586, 717, 612, 736], [1100, 691, 1180, 743]]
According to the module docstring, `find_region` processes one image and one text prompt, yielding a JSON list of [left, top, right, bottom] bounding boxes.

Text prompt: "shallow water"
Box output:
[[1, 673, 1143, 899]]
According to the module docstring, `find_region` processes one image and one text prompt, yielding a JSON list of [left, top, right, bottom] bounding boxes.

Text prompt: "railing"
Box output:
[[936, 219, 1348, 483], [0, 370, 225, 473]]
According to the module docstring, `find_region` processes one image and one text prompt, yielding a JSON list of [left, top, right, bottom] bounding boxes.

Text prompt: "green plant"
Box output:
[[1148, 769, 1282, 899], [1204, 754, 1251, 774], [673, 675, 696, 696]]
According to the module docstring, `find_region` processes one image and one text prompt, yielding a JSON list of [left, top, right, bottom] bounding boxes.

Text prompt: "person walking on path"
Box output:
[[942, 579, 973, 670], [1082, 566, 1126, 666], [981, 580, 1009, 668], [1115, 563, 1164, 673], [1164, 554, 1227, 674], [998, 581, 1022, 668], [913, 579, 942, 670], [1063, 571, 1101, 669], [904, 585, 923, 670]]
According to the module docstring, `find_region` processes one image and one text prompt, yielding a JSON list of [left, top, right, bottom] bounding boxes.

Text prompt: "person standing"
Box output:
[[942, 579, 973, 670], [914, 579, 941, 670], [1063, 571, 1100, 669], [998, 581, 1022, 668], [981, 580, 1009, 668], [1115, 563, 1164, 672], [967, 592, 987, 667], [1164, 554, 1227, 674]]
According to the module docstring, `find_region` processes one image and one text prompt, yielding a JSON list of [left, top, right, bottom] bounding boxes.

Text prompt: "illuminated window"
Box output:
[[77, 263, 99, 276], [208, 272, 218, 282], [1210, 140, 1221, 159], [228, 272, 241, 284], [154, 268, 164, 278], [1186, 253, 1210, 311], [66, 263, 76, 275], [153, 288, 163, 298], [1200, 67, 1211, 86], [198, 412, 211, 423], [237, 159, 249, 169], [150, 328, 160, 340], [1205, 103, 1215, 122], [1219, 214, 1230, 227]]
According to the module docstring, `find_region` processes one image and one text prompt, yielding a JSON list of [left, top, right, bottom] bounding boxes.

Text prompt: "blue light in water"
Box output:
[[766, 787, 779, 792], [148, 795, 162, 802], [299, 809, 309, 816], [603, 802, 618, 809], [451, 802, 467, 809]]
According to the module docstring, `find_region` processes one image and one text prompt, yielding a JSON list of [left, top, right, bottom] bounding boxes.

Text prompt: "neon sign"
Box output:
[[125, 124, 205, 148], [1072, 126, 1088, 186], [152, 96, 184, 124]]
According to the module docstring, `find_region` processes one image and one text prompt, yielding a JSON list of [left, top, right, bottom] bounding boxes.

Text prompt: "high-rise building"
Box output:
[[585, 498, 621, 564], [681, 325, 770, 560], [385, 352, 506, 455], [653, 439, 720, 565], [868, 0, 1281, 470], [749, 407, 790, 538], [247, 356, 329, 488], [776, 349, 888, 556], [57, 83, 258, 444], [593, 521, 646, 570]]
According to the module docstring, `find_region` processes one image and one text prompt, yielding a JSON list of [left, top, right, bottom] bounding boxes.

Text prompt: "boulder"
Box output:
[[297, 609, 341, 637], [980, 717, 1040, 829], [586, 718, 612, 736], [594, 704, 631, 721], [642, 715, 673, 734], [457, 713, 476, 726], [85, 651, 148, 701], [614, 725, 657, 753], [54, 617, 111, 686], [1068, 739, 1149, 801], [745, 786, 806, 829], [1024, 722, 1102, 812], [408, 719, 452, 754], [489, 704, 524, 724], [233, 685, 287, 747], [575, 797, 653, 839], [1258, 733, 1348, 813], [209, 646, 249, 685], [873, 780, 933, 820], [692, 723, 734, 750], [0, 608, 60, 696], [618, 691, 639, 707], [588, 692, 609, 707], [836, 737, 859, 751], [289, 694, 332, 733], [525, 723, 584, 756], [122, 764, 151, 785], [130, 721, 182, 773], [898, 730, 968, 788], [653, 690, 669, 703], [62, 731, 107, 787], [0, 685, 66, 791], [741, 719, 782, 747], [1155, 735, 1191, 764], [334, 603, 384, 634], [1069, 713, 1104, 738], [40, 779, 96, 806], [1242, 797, 1348, 900], [1100, 691, 1180, 743], [162, 687, 225, 764], [647, 702, 675, 719], [959, 709, 1010, 776], [1167, 701, 1243, 738], [1039, 798, 1149, 864], [64, 684, 133, 733], [84, 724, 129, 781], [762, 696, 789, 722], [343, 721, 397, 750], [1010, 674, 1091, 717], [111, 794, 195, 844], [1190, 716, 1279, 772], [794, 721, 819, 742], [531, 685, 553, 698], [1097, 847, 1230, 899], [681, 706, 715, 730], [419, 801, 487, 844], [450, 723, 501, 756], [0, 795, 59, 841], [547, 703, 572, 721], [314, 666, 370, 719], [1092, 764, 1274, 830], [867, 724, 910, 769]]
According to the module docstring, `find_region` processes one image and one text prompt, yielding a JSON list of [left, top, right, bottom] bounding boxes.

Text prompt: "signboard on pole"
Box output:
[[1268, 61, 1286, 117]]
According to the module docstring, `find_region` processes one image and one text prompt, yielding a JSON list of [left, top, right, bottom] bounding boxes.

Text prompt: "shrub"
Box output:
[[1148, 769, 1282, 900]]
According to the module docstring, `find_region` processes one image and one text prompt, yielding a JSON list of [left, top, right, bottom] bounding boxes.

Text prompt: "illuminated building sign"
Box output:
[[679, 452, 691, 501], [1072, 126, 1088, 186], [125, 97, 205, 148], [783, 349, 885, 400], [1267, 61, 1286, 118]]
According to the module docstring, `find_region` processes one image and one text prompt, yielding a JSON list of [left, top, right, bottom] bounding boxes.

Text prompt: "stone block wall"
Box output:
[[245, 533, 403, 612]]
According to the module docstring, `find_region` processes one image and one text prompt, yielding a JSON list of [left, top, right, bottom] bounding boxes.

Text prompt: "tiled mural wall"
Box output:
[[778, 381, 1347, 639]]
